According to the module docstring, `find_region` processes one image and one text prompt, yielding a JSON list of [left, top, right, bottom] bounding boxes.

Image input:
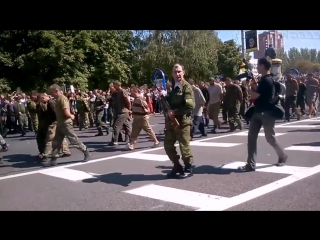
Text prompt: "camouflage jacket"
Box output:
[[165, 80, 195, 125], [225, 84, 243, 105], [94, 96, 106, 112], [27, 100, 37, 116], [76, 97, 90, 112]]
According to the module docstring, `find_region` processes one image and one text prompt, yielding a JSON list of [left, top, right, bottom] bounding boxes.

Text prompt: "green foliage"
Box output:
[[217, 40, 242, 78], [276, 47, 320, 74], [0, 30, 244, 91], [0, 30, 133, 91]]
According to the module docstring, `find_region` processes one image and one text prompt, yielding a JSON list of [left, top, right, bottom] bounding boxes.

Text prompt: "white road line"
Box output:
[[190, 142, 242, 147], [285, 146, 320, 152], [276, 125, 317, 128], [0, 116, 319, 181], [122, 153, 169, 161], [220, 161, 309, 175], [233, 132, 286, 137], [125, 184, 228, 209], [198, 164, 320, 211], [40, 168, 99, 181]]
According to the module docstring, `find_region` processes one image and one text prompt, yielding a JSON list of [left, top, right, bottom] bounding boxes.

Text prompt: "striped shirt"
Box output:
[[132, 97, 149, 116]]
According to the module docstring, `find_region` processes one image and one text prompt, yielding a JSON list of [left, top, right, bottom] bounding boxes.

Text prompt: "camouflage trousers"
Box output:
[[41, 122, 70, 157], [227, 103, 242, 129], [164, 123, 193, 165], [79, 112, 89, 129], [31, 116, 38, 133], [51, 122, 87, 158]]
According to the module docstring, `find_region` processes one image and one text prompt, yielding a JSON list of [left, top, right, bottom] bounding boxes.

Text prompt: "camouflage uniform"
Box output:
[[77, 97, 90, 130], [27, 100, 38, 133], [225, 84, 243, 131], [164, 80, 195, 179], [13, 101, 28, 135], [94, 95, 108, 136]]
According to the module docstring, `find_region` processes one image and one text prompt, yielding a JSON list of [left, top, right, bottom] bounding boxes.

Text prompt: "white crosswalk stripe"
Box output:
[[1, 117, 320, 210]]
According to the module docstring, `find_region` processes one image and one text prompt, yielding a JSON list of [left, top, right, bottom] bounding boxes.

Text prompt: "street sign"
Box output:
[[245, 30, 258, 52]]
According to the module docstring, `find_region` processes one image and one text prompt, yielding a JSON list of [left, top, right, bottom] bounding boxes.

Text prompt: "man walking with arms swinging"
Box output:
[[163, 64, 195, 179]]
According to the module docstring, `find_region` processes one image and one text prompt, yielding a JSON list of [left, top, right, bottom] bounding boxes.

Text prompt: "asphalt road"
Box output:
[[1, 115, 320, 211]]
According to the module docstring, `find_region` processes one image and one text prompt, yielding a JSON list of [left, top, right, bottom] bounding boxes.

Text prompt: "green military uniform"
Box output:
[[94, 95, 108, 136], [14, 101, 28, 134], [164, 80, 195, 178], [27, 100, 38, 133], [76, 97, 90, 130], [225, 84, 243, 131]]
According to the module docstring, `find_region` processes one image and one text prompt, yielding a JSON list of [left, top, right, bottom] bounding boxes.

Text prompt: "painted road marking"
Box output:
[[285, 146, 320, 152], [190, 142, 242, 147], [0, 116, 319, 181], [40, 168, 98, 181], [122, 153, 169, 161], [221, 161, 309, 175], [276, 125, 317, 128], [125, 184, 228, 209], [198, 164, 320, 211], [233, 132, 287, 137]]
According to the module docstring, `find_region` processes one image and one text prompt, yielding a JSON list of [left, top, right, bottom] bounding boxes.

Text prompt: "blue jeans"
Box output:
[[191, 116, 207, 138]]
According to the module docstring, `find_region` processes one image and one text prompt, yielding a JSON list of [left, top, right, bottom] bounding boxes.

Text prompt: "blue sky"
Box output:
[[217, 30, 320, 51]]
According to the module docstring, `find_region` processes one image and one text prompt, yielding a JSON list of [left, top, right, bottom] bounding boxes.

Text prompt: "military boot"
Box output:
[[167, 162, 184, 179], [95, 129, 103, 136], [83, 148, 90, 162]]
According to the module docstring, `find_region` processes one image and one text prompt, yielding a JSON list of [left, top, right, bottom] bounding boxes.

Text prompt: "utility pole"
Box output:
[[241, 30, 246, 59]]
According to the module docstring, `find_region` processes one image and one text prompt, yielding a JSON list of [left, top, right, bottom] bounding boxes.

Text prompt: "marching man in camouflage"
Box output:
[[76, 94, 90, 130], [163, 64, 195, 179], [27, 92, 39, 134], [94, 93, 109, 136], [14, 95, 28, 136]]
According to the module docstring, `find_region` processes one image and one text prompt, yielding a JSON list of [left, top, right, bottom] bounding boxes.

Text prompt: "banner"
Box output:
[[245, 30, 258, 52]]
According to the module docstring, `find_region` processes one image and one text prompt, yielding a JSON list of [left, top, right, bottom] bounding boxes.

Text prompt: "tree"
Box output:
[[217, 40, 242, 78], [276, 47, 320, 73], [0, 30, 133, 91]]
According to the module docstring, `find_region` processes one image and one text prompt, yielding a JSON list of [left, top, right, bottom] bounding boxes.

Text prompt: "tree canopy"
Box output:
[[276, 47, 320, 74], [0, 30, 249, 93]]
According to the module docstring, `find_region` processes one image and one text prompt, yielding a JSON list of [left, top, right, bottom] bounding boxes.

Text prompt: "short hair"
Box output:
[[172, 63, 184, 71], [225, 77, 232, 82], [258, 57, 272, 70], [114, 81, 121, 86], [39, 93, 48, 97], [49, 84, 62, 91]]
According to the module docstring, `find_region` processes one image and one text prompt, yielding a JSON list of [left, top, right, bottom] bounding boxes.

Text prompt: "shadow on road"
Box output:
[[82, 172, 165, 186], [288, 129, 320, 133], [155, 163, 278, 175], [292, 141, 320, 146]]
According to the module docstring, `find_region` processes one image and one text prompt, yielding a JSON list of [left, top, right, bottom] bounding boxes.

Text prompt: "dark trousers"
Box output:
[[284, 95, 297, 120], [222, 102, 228, 121], [247, 111, 285, 169], [296, 98, 305, 114], [111, 113, 132, 143], [191, 116, 207, 138]]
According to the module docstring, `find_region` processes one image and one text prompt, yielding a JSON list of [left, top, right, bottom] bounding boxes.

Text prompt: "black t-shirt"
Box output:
[[255, 74, 275, 113], [297, 83, 306, 100], [201, 88, 210, 103]]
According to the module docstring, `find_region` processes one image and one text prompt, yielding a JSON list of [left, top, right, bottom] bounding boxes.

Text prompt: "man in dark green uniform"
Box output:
[[224, 78, 243, 131], [163, 64, 195, 179], [13, 96, 28, 136], [27, 92, 39, 134], [94, 93, 109, 136]]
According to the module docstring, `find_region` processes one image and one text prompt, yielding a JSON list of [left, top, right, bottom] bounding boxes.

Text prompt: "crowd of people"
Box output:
[[0, 63, 319, 172]]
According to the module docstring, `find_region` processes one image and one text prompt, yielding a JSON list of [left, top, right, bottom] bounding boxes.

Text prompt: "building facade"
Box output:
[[253, 30, 284, 59]]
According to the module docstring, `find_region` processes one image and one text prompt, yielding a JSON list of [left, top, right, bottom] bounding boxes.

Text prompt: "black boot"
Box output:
[[167, 163, 184, 179], [95, 129, 103, 136]]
